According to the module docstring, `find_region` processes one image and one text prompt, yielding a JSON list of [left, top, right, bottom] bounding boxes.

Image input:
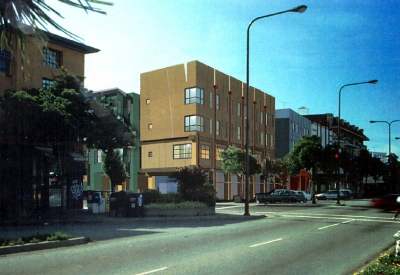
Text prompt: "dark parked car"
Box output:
[[370, 194, 400, 211], [253, 190, 274, 203], [266, 189, 306, 203]]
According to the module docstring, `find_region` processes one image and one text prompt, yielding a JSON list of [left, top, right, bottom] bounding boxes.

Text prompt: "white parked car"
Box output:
[[295, 191, 311, 201], [315, 190, 346, 200]]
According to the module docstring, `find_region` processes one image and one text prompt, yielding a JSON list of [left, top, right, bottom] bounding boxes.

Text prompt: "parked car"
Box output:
[[370, 194, 400, 211], [253, 190, 274, 203], [266, 189, 306, 203], [295, 191, 311, 201], [340, 189, 358, 199], [315, 190, 346, 200]]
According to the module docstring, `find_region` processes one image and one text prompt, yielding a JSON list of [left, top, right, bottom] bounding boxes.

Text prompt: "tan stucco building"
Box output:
[[0, 32, 99, 95], [140, 61, 275, 200]]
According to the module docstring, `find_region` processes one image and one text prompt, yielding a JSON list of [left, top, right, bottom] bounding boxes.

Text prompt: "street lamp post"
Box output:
[[336, 80, 378, 205], [370, 120, 400, 155], [244, 5, 307, 216]]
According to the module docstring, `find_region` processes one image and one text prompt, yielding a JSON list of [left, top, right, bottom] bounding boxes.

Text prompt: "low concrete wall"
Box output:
[[145, 207, 215, 217]]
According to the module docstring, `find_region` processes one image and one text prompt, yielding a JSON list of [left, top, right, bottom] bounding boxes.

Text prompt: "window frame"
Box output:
[[173, 144, 192, 159], [43, 48, 61, 68], [185, 87, 204, 105], [185, 115, 204, 132]]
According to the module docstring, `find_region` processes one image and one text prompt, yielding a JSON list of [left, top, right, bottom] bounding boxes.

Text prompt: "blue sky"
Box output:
[[49, 0, 400, 156]]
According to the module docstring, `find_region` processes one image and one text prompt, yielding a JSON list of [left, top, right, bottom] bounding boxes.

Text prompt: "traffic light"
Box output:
[[334, 153, 339, 159]]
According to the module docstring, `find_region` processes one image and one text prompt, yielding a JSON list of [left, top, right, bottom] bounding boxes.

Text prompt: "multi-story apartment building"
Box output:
[[140, 61, 275, 200], [87, 88, 142, 193], [0, 32, 99, 94], [0, 31, 98, 219], [275, 108, 312, 159]]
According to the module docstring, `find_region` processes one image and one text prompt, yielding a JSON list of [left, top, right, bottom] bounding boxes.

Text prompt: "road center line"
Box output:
[[250, 238, 283, 248], [136, 267, 168, 275]]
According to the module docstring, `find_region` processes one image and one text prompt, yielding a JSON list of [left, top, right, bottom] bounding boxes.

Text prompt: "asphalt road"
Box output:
[[1, 200, 398, 275]]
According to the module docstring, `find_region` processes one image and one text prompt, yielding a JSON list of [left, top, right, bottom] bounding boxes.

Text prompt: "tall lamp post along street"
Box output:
[[370, 120, 400, 156], [336, 80, 378, 205], [244, 5, 307, 216]]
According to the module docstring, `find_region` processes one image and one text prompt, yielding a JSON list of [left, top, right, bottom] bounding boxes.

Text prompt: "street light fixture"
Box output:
[[244, 5, 307, 216], [336, 80, 378, 205], [370, 120, 400, 155]]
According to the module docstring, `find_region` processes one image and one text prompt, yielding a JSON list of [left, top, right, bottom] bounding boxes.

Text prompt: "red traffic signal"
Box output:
[[334, 153, 339, 159]]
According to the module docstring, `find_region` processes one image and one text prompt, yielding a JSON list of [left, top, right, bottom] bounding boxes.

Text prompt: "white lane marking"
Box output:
[[318, 223, 341, 230], [136, 267, 168, 275], [342, 219, 355, 224], [257, 212, 400, 223], [250, 238, 283, 248], [216, 205, 242, 210], [318, 219, 355, 230]]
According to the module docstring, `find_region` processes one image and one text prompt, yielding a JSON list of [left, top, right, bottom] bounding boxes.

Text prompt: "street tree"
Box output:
[[284, 135, 324, 203], [0, 69, 135, 211], [219, 145, 261, 197], [102, 149, 129, 192]]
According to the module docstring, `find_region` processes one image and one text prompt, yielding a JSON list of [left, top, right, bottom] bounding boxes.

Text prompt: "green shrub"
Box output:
[[147, 201, 208, 209], [0, 232, 72, 246], [46, 231, 71, 241], [30, 238, 41, 244], [142, 189, 161, 204], [355, 253, 400, 275]]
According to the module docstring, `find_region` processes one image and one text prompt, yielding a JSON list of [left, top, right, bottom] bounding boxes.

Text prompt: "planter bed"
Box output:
[[145, 207, 215, 217], [0, 237, 86, 255]]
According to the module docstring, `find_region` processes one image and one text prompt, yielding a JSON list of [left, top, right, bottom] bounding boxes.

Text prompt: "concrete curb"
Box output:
[[0, 237, 87, 256]]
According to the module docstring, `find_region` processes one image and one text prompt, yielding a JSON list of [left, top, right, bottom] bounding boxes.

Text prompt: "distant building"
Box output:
[[140, 61, 276, 199], [87, 88, 143, 192], [275, 109, 312, 159]]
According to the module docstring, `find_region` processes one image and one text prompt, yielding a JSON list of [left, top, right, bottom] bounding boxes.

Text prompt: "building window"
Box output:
[[117, 99, 123, 115], [238, 126, 241, 140], [225, 122, 228, 137], [266, 113, 268, 125], [173, 144, 192, 159], [216, 94, 220, 110], [237, 102, 241, 117], [43, 48, 61, 68], [216, 145, 225, 160], [148, 124, 153, 130], [185, 115, 204, 132], [216, 120, 220, 136], [42, 78, 54, 89], [148, 152, 152, 157], [271, 134, 274, 147], [225, 98, 229, 113], [210, 92, 213, 108], [127, 100, 131, 114], [261, 132, 264, 146], [94, 150, 103, 164], [185, 87, 204, 105], [261, 111, 264, 124], [200, 145, 210, 159], [146, 99, 150, 105], [210, 118, 213, 134], [0, 50, 11, 74], [266, 134, 268, 146]]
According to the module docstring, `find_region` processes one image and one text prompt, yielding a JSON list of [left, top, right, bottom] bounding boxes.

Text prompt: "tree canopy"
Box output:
[[219, 145, 260, 178]]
